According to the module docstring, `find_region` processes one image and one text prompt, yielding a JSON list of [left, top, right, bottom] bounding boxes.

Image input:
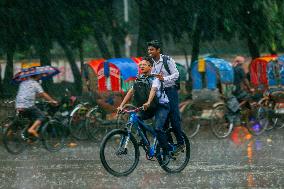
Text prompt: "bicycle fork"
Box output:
[[116, 124, 132, 155]]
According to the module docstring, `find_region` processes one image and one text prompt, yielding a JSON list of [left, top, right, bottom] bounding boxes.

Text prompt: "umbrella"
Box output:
[[12, 65, 60, 84]]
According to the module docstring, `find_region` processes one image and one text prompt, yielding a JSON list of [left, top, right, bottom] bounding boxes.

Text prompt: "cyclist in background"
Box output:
[[15, 74, 58, 138]]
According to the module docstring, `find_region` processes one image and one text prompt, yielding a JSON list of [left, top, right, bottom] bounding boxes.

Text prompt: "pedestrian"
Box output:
[[147, 40, 184, 152]]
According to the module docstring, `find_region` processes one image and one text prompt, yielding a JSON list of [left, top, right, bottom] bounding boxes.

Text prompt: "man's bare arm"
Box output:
[[119, 88, 134, 108], [38, 92, 57, 103], [143, 87, 157, 110], [146, 87, 157, 104]]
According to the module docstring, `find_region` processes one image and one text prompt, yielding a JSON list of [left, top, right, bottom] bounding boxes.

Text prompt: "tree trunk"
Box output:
[[0, 63, 2, 97], [38, 45, 53, 92], [59, 40, 82, 95], [3, 48, 17, 95], [190, 23, 201, 65], [247, 34, 260, 59], [93, 26, 112, 59], [268, 39, 277, 55], [183, 46, 192, 93], [78, 40, 84, 73], [3, 49, 14, 85], [136, 1, 162, 56], [111, 25, 122, 57], [182, 47, 190, 78]]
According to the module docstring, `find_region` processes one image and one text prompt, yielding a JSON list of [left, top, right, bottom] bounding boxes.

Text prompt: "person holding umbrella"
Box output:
[[13, 66, 59, 137]]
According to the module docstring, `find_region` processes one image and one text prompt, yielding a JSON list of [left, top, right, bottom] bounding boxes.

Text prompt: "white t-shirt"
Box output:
[[16, 79, 44, 108], [151, 78, 169, 104]]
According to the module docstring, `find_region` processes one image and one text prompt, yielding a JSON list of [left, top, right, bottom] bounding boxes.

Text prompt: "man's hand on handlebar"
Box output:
[[117, 106, 124, 114], [143, 102, 150, 110], [50, 100, 59, 106]]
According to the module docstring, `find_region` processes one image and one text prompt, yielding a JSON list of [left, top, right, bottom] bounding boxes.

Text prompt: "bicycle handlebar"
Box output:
[[119, 106, 144, 114]]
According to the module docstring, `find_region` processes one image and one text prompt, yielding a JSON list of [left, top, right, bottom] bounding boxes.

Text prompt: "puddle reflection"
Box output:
[[230, 126, 266, 188]]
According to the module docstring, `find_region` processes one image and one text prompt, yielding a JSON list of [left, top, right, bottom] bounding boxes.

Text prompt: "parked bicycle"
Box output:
[[259, 88, 284, 131], [100, 106, 190, 177], [85, 104, 120, 142], [219, 93, 268, 137]]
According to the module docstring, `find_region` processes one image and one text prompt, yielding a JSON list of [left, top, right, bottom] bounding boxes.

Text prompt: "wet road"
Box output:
[[0, 126, 283, 189]]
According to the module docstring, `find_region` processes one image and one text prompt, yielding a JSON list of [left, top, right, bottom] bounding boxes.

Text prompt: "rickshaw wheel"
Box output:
[[181, 103, 200, 138], [274, 118, 284, 129], [210, 104, 233, 138]]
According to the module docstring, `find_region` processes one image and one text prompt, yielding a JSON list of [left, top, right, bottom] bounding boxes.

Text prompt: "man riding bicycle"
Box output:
[[117, 56, 171, 165], [15, 74, 58, 138]]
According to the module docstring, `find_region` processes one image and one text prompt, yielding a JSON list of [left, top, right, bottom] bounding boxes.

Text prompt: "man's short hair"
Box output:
[[147, 40, 161, 49], [142, 56, 154, 66]]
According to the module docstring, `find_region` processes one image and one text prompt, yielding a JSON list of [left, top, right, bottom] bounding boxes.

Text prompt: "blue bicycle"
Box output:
[[100, 106, 190, 176]]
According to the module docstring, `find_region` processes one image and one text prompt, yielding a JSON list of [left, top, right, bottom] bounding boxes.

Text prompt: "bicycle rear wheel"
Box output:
[[210, 105, 233, 138], [41, 120, 66, 152], [157, 129, 190, 173], [3, 121, 27, 155], [100, 129, 140, 177]]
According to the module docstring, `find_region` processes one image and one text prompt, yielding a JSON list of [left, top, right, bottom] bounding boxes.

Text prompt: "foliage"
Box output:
[[0, 0, 284, 93]]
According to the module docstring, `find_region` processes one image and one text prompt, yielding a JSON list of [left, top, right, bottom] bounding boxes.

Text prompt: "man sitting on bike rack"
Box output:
[[15, 74, 58, 138], [117, 56, 171, 165]]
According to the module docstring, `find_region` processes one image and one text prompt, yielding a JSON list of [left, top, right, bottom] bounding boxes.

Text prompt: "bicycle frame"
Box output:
[[124, 111, 158, 158]]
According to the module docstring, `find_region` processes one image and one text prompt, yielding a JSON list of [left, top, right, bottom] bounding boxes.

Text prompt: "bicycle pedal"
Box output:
[[145, 155, 156, 161], [20, 132, 29, 141]]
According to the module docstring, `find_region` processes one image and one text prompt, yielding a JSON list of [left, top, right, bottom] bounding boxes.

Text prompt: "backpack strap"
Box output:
[[162, 55, 171, 75], [148, 75, 163, 99], [161, 55, 181, 90]]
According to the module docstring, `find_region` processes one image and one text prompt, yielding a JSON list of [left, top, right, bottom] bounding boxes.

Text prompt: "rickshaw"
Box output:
[[180, 58, 235, 138], [257, 55, 284, 130], [80, 58, 140, 141], [250, 55, 278, 92]]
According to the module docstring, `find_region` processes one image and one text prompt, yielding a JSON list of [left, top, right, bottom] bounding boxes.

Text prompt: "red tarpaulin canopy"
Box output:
[[87, 57, 142, 92], [250, 55, 277, 87]]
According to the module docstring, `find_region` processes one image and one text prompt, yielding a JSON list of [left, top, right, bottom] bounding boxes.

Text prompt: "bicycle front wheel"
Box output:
[[157, 129, 190, 173], [100, 129, 140, 177], [3, 122, 27, 155], [41, 120, 66, 152]]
